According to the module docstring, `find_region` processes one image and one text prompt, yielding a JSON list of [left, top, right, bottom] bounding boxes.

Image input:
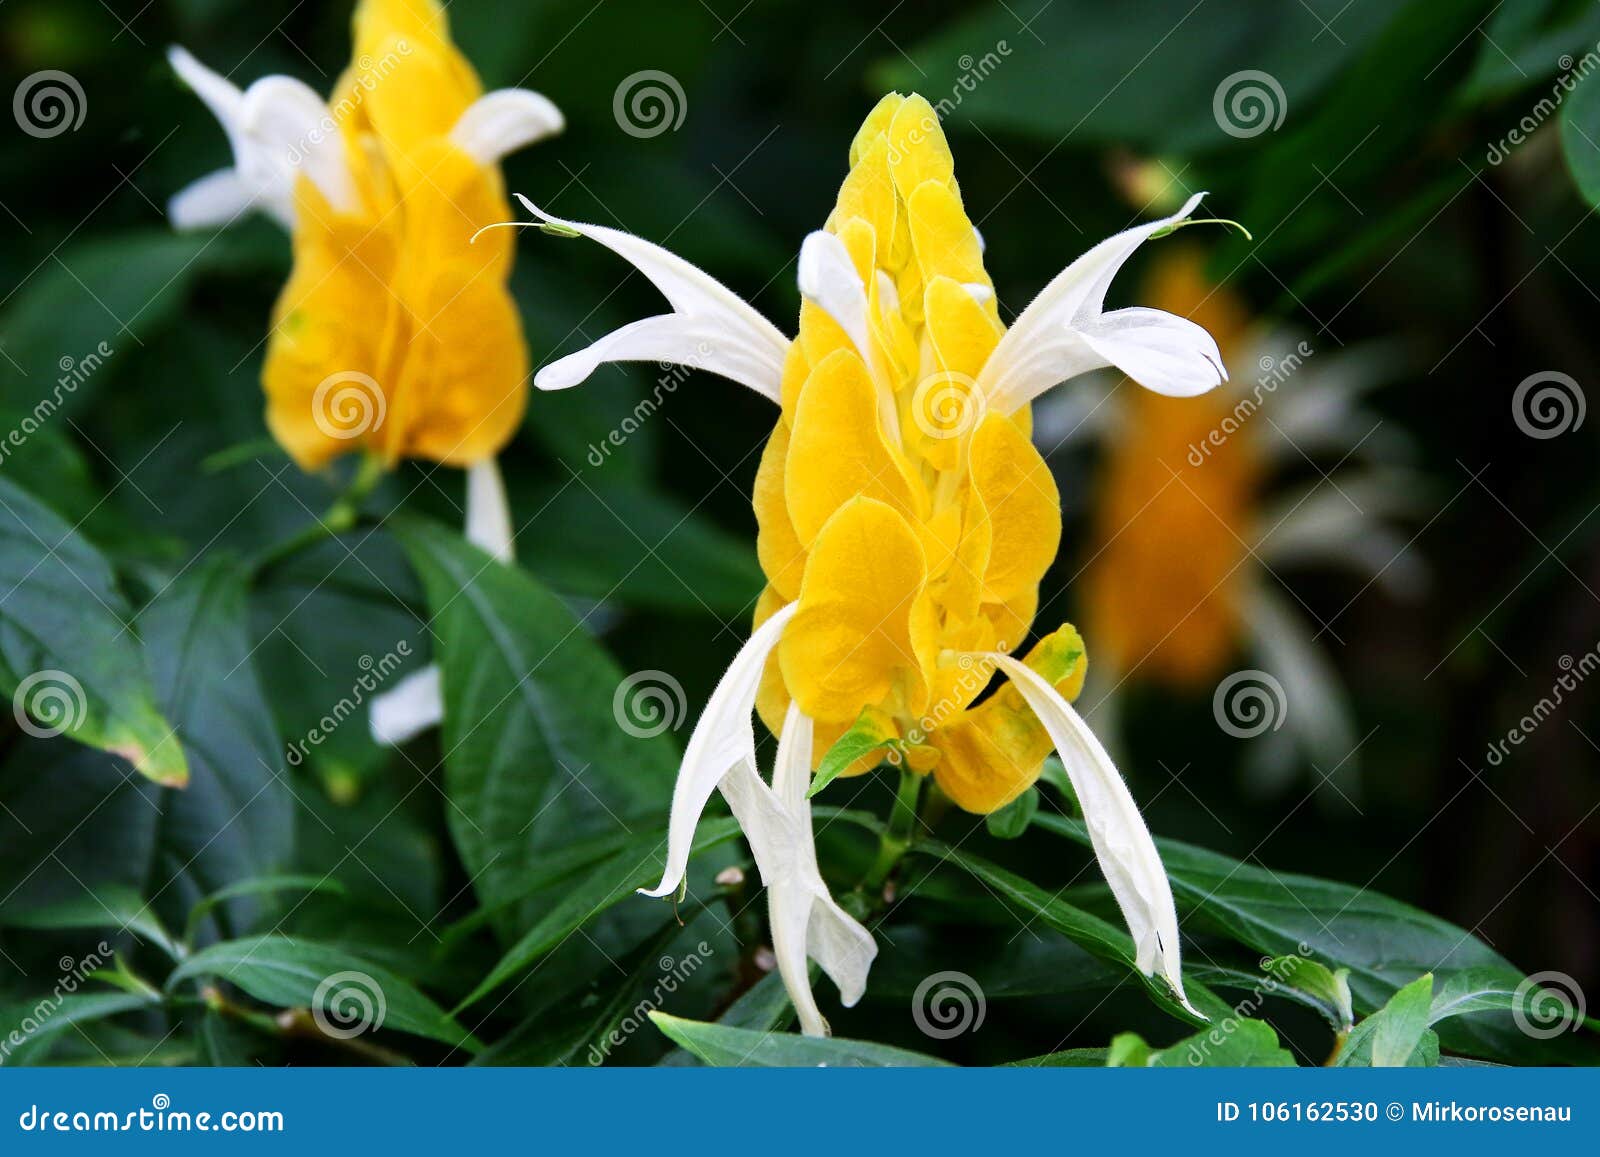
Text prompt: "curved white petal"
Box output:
[[169, 46, 245, 152], [979, 192, 1224, 410], [798, 230, 872, 363], [639, 603, 797, 897], [519, 196, 789, 400], [168, 168, 253, 230], [990, 653, 1199, 1017], [465, 457, 515, 563], [369, 665, 443, 747], [449, 89, 565, 165], [1078, 307, 1226, 398]]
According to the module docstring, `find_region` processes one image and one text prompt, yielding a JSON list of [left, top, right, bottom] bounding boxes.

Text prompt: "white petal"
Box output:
[[369, 666, 443, 747], [168, 168, 253, 230], [519, 196, 789, 401], [449, 89, 565, 165], [465, 457, 514, 563], [638, 603, 797, 897], [240, 75, 355, 219], [169, 46, 245, 152], [1077, 307, 1227, 398], [797, 230, 872, 363], [979, 192, 1221, 410], [990, 653, 1199, 1017]]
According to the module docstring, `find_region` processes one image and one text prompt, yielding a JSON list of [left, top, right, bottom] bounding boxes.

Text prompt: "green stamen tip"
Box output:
[[1152, 217, 1253, 242], [539, 221, 581, 238]]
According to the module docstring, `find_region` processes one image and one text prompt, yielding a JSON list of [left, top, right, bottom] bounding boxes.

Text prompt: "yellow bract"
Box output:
[[263, 0, 527, 470], [755, 93, 1083, 814]]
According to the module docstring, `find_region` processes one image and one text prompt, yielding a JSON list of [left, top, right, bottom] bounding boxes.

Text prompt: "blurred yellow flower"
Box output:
[[522, 94, 1227, 1030], [168, 0, 563, 472]]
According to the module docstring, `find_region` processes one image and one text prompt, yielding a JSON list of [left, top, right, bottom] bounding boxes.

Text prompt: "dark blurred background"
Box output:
[[2, 0, 1598, 1056]]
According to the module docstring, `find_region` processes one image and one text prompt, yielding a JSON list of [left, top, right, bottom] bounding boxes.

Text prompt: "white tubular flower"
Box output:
[[979, 192, 1227, 411], [639, 606, 874, 1036], [370, 459, 513, 748], [519, 197, 790, 400], [989, 653, 1199, 1018]]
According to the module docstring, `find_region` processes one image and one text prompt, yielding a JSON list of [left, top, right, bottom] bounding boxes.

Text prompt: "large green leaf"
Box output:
[[0, 558, 290, 937], [1335, 974, 1438, 1067], [1562, 68, 1600, 210], [1036, 815, 1571, 1062], [649, 1011, 952, 1067], [170, 935, 479, 1052], [0, 474, 185, 785], [0, 992, 159, 1066], [390, 515, 677, 931], [1109, 1019, 1297, 1067]]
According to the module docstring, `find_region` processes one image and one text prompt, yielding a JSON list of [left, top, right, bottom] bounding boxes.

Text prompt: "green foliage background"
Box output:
[[0, 0, 1597, 1067]]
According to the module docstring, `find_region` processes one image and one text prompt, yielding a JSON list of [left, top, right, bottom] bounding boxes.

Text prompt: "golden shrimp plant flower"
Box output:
[[167, 0, 561, 743], [525, 94, 1223, 1032]]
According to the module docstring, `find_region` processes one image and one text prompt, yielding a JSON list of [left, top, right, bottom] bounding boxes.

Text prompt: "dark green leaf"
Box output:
[[0, 992, 158, 1066], [0, 884, 180, 961], [1110, 1019, 1298, 1067], [649, 1011, 952, 1067], [1336, 974, 1437, 1067], [985, 787, 1039, 839]]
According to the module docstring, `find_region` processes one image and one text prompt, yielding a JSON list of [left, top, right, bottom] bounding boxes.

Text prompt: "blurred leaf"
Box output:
[[0, 883, 181, 961], [0, 473, 186, 785], [458, 817, 742, 1009], [1335, 973, 1438, 1067], [1109, 1019, 1297, 1067], [170, 935, 479, 1052], [517, 479, 763, 614], [0, 231, 219, 414], [1561, 70, 1600, 208], [0, 992, 158, 1066], [1006, 1047, 1109, 1067], [184, 875, 347, 945], [649, 1011, 952, 1067], [392, 515, 678, 934], [1463, 0, 1600, 106], [985, 786, 1039, 839]]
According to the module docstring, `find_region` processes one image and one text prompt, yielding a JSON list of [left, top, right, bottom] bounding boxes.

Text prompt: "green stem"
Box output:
[[252, 451, 386, 574], [862, 765, 922, 896]]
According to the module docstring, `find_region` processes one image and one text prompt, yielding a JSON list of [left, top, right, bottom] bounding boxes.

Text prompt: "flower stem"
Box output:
[[863, 764, 922, 896], [252, 451, 386, 574]]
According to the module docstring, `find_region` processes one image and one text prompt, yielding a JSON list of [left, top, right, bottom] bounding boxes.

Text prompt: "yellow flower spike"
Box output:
[[537, 93, 1231, 1030], [779, 496, 937, 723]]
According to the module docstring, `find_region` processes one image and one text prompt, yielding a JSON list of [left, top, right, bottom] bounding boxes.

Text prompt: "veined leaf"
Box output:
[[0, 992, 159, 1066], [0, 884, 181, 962], [809, 705, 900, 798], [1109, 1020, 1297, 1068], [649, 1011, 952, 1067], [1336, 974, 1437, 1067], [0, 474, 185, 786]]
